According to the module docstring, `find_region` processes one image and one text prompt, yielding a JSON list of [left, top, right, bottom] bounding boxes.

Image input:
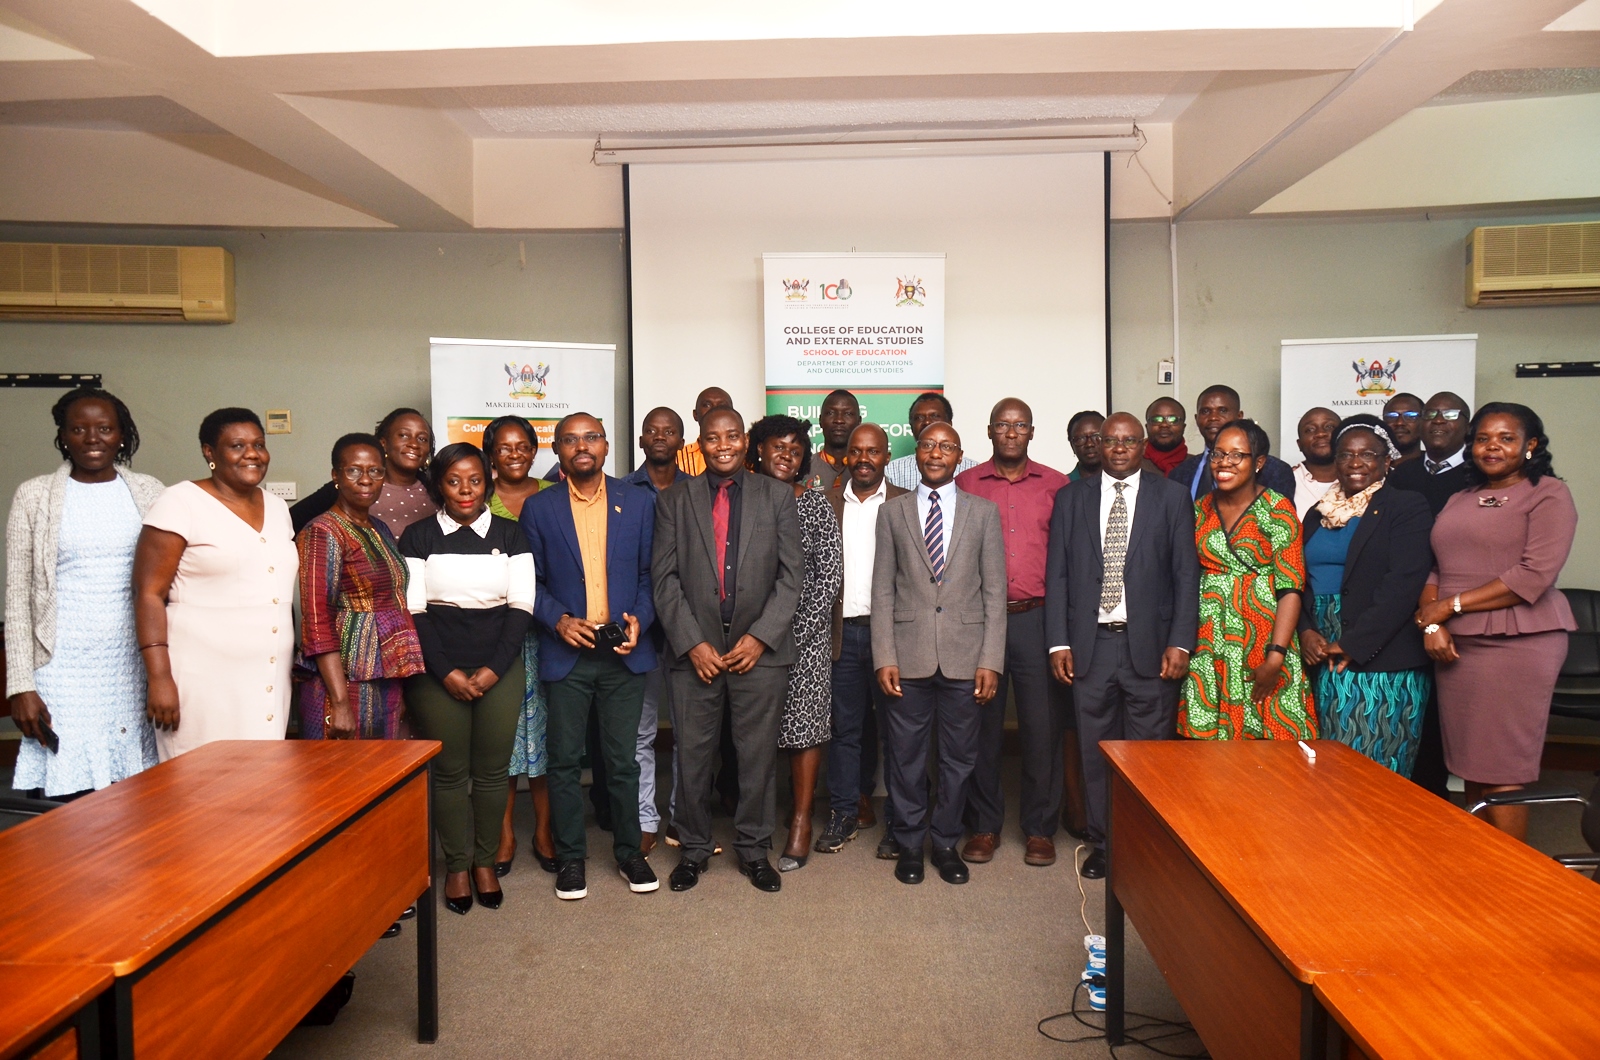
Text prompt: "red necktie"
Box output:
[[713, 477, 732, 599]]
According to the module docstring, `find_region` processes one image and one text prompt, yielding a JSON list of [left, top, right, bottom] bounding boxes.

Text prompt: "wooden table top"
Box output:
[[1103, 739, 1600, 983], [0, 740, 436, 975], [1313, 968, 1600, 1060], [0, 962, 111, 1060]]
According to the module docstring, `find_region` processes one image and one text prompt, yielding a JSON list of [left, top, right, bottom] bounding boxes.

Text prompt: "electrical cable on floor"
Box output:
[[1040, 846, 1208, 1057]]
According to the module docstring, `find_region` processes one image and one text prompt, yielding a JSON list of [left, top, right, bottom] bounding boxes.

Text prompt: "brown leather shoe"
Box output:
[[961, 832, 998, 863], [1024, 836, 1057, 867], [856, 794, 877, 829], [640, 830, 656, 857]]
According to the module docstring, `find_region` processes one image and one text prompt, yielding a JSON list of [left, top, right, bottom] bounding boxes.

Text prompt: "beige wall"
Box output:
[[1110, 211, 1600, 586], [0, 226, 629, 585]]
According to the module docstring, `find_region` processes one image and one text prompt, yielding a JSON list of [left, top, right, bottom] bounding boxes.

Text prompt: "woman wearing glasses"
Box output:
[[1297, 416, 1434, 775], [1178, 420, 1316, 741], [291, 408, 438, 536], [296, 433, 424, 741]]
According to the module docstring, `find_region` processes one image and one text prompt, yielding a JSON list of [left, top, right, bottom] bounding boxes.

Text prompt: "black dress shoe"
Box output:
[[398, 905, 416, 921], [533, 840, 559, 874], [382, 921, 402, 938], [739, 857, 782, 892], [895, 851, 924, 884], [494, 856, 514, 878], [1063, 821, 1091, 842], [475, 881, 504, 910], [669, 857, 707, 892], [444, 891, 473, 916], [1080, 848, 1107, 880], [931, 846, 969, 885]]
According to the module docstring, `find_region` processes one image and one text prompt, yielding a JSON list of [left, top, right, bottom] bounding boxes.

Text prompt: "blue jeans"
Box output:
[[827, 621, 895, 825]]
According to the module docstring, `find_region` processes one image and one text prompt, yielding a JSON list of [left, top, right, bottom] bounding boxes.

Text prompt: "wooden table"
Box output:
[[0, 963, 110, 1060], [1103, 739, 1600, 1059], [0, 740, 439, 1059]]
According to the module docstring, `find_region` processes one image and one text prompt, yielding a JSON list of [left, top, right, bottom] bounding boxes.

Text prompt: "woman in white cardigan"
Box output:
[[6, 388, 164, 797]]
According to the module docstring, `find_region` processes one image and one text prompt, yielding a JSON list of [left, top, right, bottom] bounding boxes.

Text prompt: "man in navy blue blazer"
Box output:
[[521, 412, 660, 901]]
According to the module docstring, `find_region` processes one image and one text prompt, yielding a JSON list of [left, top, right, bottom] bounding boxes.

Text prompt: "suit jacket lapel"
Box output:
[[603, 475, 623, 570], [1080, 477, 1103, 566], [553, 485, 584, 574], [1123, 471, 1154, 558], [945, 488, 966, 564], [686, 476, 718, 576], [1342, 496, 1382, 586], [902, 492, 936, 577], [736, 472, 761, 569]]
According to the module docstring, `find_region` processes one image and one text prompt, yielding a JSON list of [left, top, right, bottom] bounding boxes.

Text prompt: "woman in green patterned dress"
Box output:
[[1297, 417, 1434, 775], [1178, 420, 1316, 741], [486, 415, 556, 875]]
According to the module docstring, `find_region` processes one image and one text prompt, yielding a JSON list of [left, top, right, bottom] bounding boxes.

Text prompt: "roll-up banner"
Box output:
[[763, 252, 945, 459], [430, 337, 618, 477], [1279, 334, 1477, 453]]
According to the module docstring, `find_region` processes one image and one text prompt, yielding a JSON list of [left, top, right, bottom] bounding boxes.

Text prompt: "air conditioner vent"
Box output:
[[1467, 223, 1600, 307], [0, 242, 233, 322]]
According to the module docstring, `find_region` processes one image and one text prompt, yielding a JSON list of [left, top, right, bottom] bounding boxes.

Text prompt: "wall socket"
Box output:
[[263, 481, 297, 501], [1157, 359, 1175, 385]]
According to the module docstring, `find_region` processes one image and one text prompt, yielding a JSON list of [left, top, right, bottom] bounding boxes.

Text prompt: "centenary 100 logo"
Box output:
[[505, 361, 551, 400], [1351, 358, 1400, 397], [895, 276, 926, 307], [819, 279, 852, 300]]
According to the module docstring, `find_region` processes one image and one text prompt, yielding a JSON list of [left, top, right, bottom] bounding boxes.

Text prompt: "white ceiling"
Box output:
[[0, 0, 1595, 230]]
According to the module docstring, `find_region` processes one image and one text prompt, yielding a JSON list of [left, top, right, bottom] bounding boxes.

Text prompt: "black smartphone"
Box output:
[[593, 622, 627, 651], [38, 720, 60, 755]]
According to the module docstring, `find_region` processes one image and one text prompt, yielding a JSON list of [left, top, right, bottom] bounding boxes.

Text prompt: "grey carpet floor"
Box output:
[[269, 765, 1595, 1060]]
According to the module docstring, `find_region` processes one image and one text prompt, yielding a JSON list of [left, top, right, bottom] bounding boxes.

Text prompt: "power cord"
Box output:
[[1041, 845, 1208, 1057]]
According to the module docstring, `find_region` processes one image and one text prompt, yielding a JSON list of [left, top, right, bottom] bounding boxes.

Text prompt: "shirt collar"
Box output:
[[918, 480, 954, 504], [437, 507, 494, 538], [568, 475, 606, 505], [976, 457, 1040, 481], [1427, 447, 1467, 471], [1102, 470, 1140, 496], [843, 478, 889, 506]]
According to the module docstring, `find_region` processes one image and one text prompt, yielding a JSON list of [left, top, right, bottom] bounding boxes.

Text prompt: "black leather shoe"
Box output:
[[533, 839, 558, 874], [931, 846, 969, 885], [555, 859, 587, 900], [382, 920, 402, 938], [444, 891, 473, 916], [739, 857, 782, 892], [668, 858, 706, 892], [895, 851, 925, 884], [493, 857, 514, 878], [475, 885, 504, 910], [1080, 848, 1107, 880], [398, 905, 416, 921]]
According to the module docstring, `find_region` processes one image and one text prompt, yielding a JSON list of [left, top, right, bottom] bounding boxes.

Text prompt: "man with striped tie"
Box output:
[[871, 422, 1008, 885]]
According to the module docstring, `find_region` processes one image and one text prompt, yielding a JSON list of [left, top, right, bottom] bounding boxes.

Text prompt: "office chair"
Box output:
[[1552, 588, 1600, 723], [1469, 778, 1600, 877]]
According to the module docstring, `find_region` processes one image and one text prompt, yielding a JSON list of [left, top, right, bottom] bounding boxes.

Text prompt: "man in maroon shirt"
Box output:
[[954, 397, 1084, 867]]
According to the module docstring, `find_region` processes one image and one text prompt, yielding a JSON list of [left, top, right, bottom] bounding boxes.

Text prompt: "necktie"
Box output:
[[1425, 458, 1445, 475], [1101, 480, 1129, 612], [924, 489, 946, 583], [712, 477, 732, 600]]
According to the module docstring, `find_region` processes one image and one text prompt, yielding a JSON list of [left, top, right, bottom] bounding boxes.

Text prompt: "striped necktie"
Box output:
[[924, 489, 946, 583]]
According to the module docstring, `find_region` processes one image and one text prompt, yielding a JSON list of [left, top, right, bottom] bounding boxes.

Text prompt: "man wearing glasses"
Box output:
[[1388, 392, 1472, 517], [884, 391, 977, 489], [1381, 392, 1426, 467], [954, 398, 1080, 868], [1166, 384, 1296, 502]]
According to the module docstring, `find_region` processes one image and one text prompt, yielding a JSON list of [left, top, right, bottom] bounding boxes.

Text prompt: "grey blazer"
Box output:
[[870, 486, 1007, 681], [651, 471, 803, 669], [6, 463, 166, 696]]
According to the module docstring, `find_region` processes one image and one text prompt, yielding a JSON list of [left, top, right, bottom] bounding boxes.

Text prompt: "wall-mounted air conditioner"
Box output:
[[0, 243, 234, 322], [1466, 222, 1600, 307]]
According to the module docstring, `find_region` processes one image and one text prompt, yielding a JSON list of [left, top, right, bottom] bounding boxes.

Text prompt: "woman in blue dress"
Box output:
[[7, 388, 165, 797]]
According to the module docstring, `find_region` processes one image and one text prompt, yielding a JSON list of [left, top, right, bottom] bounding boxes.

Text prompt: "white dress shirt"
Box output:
[[1292, 462, 1337, 521], [840, 478, 889, 618], [1050, 471, 1158, 654], [915, 480, 956, 569]]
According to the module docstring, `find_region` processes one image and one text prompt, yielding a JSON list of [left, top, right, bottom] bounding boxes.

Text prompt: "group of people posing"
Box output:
[[6, 378, 1577, 910]]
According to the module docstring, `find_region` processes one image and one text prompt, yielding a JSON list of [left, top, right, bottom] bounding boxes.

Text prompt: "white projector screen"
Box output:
[[628, 153, 1107, 472]]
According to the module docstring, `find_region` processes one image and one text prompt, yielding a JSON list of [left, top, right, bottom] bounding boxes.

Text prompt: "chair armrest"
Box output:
[[0, 794, 67, 817], [1465, 788, 1583, 815], [1555, 854, 1600, 870]]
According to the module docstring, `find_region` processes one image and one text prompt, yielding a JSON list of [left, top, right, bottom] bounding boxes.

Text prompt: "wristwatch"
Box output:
[[1264, 644, 1289, 658], [1451, 594, 1463, 614], [1423, 622, 1442, 635]]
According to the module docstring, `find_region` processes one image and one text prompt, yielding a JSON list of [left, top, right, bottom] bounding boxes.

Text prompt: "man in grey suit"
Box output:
[[1045, 412, 1199, 880], [872, 422, 1008, 886], [653, 407, 803, 893]]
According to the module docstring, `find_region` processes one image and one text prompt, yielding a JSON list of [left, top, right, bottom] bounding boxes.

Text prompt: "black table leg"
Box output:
[[1299, 985, 1327, 1060], [417, 769, 438, 1044], [1106, 777, 1124, 1047]]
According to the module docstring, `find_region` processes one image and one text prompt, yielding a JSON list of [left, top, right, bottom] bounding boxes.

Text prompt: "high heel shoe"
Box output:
[[780, 818, 812, 872], [444, 891, 473, 916], [474, 879, 504, 910], [494, 853, 515, 878], [533, 839, 558, 874]]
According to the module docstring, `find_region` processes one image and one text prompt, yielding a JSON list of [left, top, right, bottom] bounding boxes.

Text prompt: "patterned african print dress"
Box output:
[[297, 509, 425, 739], [780, 488, 844, 750], [1178, 489, 1317, 741], [490, 491, 549, 779]]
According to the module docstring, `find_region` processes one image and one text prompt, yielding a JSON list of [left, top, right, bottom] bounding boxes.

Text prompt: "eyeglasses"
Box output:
[[339, 466, 387, 481], [916, 440, 961, 455], [1102, 436, 1142, 450], [1334, 451, 1383, 466], [558, 432, 606, 447], [1147, 415, 1183, 425], [1383, 410, 1421, 421], [1074, 433, 1103, 446], [989, 422, 1034, 435], [1208, 450, 1253, 467], [1424, 409, 1463, 421]]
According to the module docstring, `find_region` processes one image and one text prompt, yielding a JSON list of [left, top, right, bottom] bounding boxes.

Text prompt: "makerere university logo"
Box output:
[[505, 361, 551, 400], [895, 275, 926, 307], [782, 278, 809, 301], [1351, 358, 1400, 397]]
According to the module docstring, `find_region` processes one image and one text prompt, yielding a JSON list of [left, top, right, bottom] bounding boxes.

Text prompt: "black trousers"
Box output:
[[1075, 626, 1179, 847], [966, 607, 1072, 838], [827, 620, 896, 823], [888, 671, 981, 853], [669, 663, 787, 863]]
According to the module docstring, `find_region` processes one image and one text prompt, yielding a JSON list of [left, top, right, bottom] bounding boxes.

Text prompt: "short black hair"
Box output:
[[823, 389, 857, 405], [375, 407, 435, 465], [1198, 384, 1241, 407], [1464, 402, 1556, 487], [1384, 392, 1423, 409], [331, 432, 384, 469], [427, 442, 494, 504], [52, 386, 140, 465], [1068, 409, 1105, 434], [746, 414, 814, 477], [909, 391, 953, 421], [1215, 417, 1271, 460], [1145, 396, 1185, 419], [553, 412, 605, 444], [199, 407, 263, 449], [482, 415, 539, 462]]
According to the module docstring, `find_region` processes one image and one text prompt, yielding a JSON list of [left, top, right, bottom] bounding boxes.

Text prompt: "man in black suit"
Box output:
[[653, 407, 803, 893], [1387, 391, 1472, 517], [1168, 384, 1296, 501], [1046, 413, 1200, 880]]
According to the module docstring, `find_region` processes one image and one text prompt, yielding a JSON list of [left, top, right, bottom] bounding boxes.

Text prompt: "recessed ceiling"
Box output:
[[1428, 66, 1600, 105]]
